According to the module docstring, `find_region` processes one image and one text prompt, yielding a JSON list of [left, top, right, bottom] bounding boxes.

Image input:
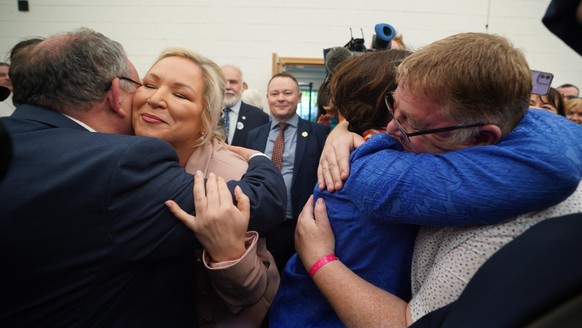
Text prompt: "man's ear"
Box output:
[[472, 124, 502, 146], [106, 78, 128, 119]]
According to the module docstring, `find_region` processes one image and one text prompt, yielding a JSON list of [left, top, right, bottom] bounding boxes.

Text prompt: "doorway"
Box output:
[[272, 53, 326, 122]]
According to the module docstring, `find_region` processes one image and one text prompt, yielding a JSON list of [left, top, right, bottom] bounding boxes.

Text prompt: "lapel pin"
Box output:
[[237, 122, 245, 130], [302, 131, 308, 137]]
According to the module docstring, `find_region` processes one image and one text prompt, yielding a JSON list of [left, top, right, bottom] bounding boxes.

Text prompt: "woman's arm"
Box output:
[[166, 171, 278, 313], [317, 120, 365, 192], [166, 171, 248, 261], [295, 196, 413, 327], [318, 111, 582, 226]]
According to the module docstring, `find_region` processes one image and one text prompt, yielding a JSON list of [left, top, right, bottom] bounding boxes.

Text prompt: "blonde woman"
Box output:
[[133, 47, 279, 327], [565, 97, 582, 124]]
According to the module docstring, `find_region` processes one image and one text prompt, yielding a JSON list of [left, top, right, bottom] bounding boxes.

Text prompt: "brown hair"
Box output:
[[397, 32, 531, 138], [546, 87, 566, 116], [331, 49, 411, 135], [268, 72, 300, 91]]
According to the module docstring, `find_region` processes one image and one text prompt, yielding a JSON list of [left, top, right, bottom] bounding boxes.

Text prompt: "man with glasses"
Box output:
[[278, 32, 582, 327], [0, 28, 286, 327], [383, 93, 485, 149]]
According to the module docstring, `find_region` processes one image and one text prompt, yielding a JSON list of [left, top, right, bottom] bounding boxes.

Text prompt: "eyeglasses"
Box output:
[[119, 76, 142, 88], [384, 94, 484, 144], [104, 77, 142, 92]]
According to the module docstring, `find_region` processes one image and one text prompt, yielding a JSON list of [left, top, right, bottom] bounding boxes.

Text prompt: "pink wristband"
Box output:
[[309, 254, 338, 277]]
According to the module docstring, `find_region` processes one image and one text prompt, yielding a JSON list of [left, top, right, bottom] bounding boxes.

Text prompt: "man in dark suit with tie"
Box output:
[[0, 28, 286, 327], [221, 65, 269, 146], [246, 72, 328, 272]]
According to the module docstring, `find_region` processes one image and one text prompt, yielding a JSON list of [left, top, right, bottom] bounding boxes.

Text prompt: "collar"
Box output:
[[363, 128, 387, 141], [270, 113, 299, 130], [227, 100, 242, 115], [62, 114, 96, 132]]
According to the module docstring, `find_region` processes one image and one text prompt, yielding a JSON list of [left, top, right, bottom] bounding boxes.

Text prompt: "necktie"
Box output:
[[223, 108, 231, 137], [272, 123, 287, 171]]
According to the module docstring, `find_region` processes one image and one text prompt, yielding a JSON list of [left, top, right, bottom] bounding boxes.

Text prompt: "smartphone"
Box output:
[[531, 70, 554, 96]]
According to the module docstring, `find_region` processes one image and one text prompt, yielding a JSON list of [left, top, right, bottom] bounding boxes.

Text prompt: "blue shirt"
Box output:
[[266, 114, 299, 220]]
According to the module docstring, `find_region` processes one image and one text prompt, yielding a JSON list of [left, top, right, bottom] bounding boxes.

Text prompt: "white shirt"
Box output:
[[0, 94, 15, 117], [225, 101, 242, 144]]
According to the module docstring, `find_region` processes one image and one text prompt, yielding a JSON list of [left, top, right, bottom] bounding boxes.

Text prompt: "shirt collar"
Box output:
[[271, 113, 299, 130], [227, 99, 242, 115], [62, 114, 96, 132]]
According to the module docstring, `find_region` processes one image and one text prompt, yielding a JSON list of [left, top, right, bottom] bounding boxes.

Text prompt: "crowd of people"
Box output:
[[1, 0, 582, 327]]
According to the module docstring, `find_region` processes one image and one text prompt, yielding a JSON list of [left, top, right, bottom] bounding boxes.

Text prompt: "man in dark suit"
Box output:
[[221, 64, 269, 146], [246, 72, 328, 272], [0, 28, 285, 327]]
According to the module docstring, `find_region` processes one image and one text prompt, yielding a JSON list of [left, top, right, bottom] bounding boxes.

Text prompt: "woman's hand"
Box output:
[[317, 121, 364, 192], [295, 196, 336, 271], [166, 171, 249, 262], [226, 144, 261, 162]]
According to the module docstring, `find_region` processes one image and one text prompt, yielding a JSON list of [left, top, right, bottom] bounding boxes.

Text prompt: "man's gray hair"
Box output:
[[11, 27, 131, 112]]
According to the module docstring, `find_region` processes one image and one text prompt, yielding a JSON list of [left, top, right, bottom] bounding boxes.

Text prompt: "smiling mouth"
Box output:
[[141, 113, 167, 124]]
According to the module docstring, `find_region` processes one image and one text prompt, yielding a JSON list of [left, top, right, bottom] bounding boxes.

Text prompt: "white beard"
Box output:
[[223, 94, 241, 108]]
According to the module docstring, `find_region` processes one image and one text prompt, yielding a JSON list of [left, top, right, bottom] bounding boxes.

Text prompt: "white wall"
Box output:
[[1, 0, 581, 98]]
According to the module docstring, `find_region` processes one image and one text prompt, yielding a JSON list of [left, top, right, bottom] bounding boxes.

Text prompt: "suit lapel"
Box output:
[[231, 105, 247, 145], [256, 124, 270, 151], [292, 118, 310, 186]]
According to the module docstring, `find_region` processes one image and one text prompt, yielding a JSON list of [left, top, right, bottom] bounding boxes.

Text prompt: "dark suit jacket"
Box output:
[[542, 0, 582, 56], [246, 116, 328, 221], [411, 213, 582, 328], [229, 101, 269, 147], [0, 104, 286, 327], [0, 119, 10, 180]]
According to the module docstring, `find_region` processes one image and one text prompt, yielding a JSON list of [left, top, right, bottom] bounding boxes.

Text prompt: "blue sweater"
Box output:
[[270, 109, 582, 327]]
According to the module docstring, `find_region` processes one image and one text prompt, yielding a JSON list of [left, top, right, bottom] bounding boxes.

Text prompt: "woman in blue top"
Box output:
[[270, 33, 582, 327]]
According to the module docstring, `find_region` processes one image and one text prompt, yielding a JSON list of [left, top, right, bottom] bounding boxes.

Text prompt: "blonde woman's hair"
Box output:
[[565, 98, 582, 112], [154, 46, 226, 145]]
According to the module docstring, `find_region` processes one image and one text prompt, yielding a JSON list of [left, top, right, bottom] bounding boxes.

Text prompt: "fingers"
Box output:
[[317, 154, 337, 192], [317, 120, 358, 192], [353, 134, 365, 149], [198, 174, 248, 262], [295, 195, 315, 249], [204, 172, 219, 208], [193, 170, 207, 216], [328, 159, 343, 192], [297, 195, 315, 225], [217, 175, 232, 203], [317, 162, 326, 191], [295, 196, 336, 271], [226, 144, 259, 161], [334, 134, 364, 183], [234, 185, 250, 218], [165, 200, 196, 231], [313, 197, 329, 226]]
